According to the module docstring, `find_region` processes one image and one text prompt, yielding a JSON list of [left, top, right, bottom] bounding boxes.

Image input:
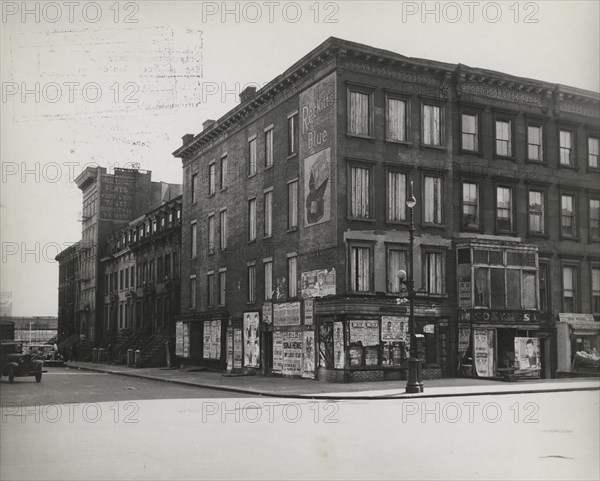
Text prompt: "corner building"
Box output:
[[173, 38, 599, 381]]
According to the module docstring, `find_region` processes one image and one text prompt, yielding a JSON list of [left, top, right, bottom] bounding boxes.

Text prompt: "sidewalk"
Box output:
[[64, 362, 600, 399]]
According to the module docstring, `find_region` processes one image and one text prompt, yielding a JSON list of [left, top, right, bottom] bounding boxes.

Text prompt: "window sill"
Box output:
[[587, 166, 600, 173], [219, 187, 228, 193], [346, 133, 375, 141], [207, 193, 216, 198], [560, 235, 581, 242], [494, 229, 518, 236], [287, 153, 298, 160], [385, 139, 412, 146], [420, 143, 446, 151], [248, 239, 257, 244], [286, 227, 298, 233], [589, 237, 600, 243], [558, 163, 577, 170], [459, 149, 483, 157], [526, 159, 546, 165], [527, 232, 549, 239], [461, 225, 484, 233], [493, 154, 516, 161], [248, 173, 257, 179], [422, 223, 447, 229], [264, 164, 273, 171], [347, 217, 376, 223], [263, 235, 272, 240], [385, 220, 409, 226]]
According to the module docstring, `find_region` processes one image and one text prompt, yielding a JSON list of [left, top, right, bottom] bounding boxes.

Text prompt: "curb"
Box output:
[[65, 364, 600, 401]]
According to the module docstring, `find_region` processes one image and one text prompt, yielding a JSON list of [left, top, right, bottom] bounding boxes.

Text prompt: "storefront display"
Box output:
[[557, 315, 600, 377]]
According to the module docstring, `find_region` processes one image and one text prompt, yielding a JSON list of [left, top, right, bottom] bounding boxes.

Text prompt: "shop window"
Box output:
[[592, 267, 600, 315], [490, 268, 506, 309], [522, 271, 537, 310], [474, 267, 489, 307], [416, 321, 437, 365], [386, 96, 407, 142], [562, 265, 578, 312]]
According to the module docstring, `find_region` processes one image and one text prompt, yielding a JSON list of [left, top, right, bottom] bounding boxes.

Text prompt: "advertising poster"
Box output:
[[302, 331, 315, 378], [282, 331, 303, 375], [300, 72, 335, 228], [457, 263, 472, 308], [263, 301, 272, 325], [203, 320, 221, 360], [333, 321, 344, 369], [381, 316, 408, 342], [272, 331, 284, 373], [233, 329, 242, 369], [458, 323, 471, 354], [474, 328, 495, 377], [349, 320, 379, 346], [304, 298, 314, 325], [273, 302, 301, 326], [176, 321, 189, 359], [243, 312, 260, 368], [515, 337, 541, 370], [301, 268, 336, 298], [226, 329, 233, 372]]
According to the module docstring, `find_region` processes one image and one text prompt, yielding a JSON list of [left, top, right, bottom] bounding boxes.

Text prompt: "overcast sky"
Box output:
[[1, 0, 599, 316]]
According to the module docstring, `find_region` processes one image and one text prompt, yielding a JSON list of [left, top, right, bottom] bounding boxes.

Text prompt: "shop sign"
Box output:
[[273, 302, 301, 326], [304, 298, 314, 325], [263, 301, 272, 325], [243, 312, 260, 368], [423, 324, 435, 334], [301, 268, 336, 298], [349, 320, 379, 346], [414, 306, 441, 316], [558, 313, 597, 329], [460, 309, 538, 323], [302, 331, 315, 379], [381, 316, 408, 342]]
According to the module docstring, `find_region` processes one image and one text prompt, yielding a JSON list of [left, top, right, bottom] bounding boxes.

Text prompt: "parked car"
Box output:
[[28, 344, 64, 366], [0, 342, 45, 383]]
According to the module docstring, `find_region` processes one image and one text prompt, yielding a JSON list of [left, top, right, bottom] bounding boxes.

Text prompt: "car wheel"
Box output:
[[35, 371, 42, 383], [8, 368, 15, 384]]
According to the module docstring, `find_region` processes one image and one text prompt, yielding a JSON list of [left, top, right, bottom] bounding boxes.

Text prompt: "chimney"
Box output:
[[182, 134, 194, 145], [202, 119, 216, 131], [239, 86, 257, 103]]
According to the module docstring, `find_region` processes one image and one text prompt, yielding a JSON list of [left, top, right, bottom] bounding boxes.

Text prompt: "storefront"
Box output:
[[556, 314, 600, 377], [175, 315, 227, 368]]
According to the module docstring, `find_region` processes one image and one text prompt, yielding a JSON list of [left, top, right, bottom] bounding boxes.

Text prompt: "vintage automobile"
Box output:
[[28, 344, 64, 366], [1, 342, 45, 383]]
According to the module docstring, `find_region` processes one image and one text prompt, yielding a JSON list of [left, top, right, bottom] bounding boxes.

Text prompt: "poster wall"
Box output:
[[243, 312, 260, 368], [203, 320, 222, 360], [233, 328, 242, 369], [333, 321, 344, 369], [175, 321, 189, 358], [302, 331, 315, 378], [272, 331, 284, 373], [349, 320, 379, 346], [273, 302, 301, 327], [282, 331, 303, 375], [304, 299, 314, 325], [515, 337, 541, 370], [226, 330, 233, 372], [474, 328, 495, 377], [381, 316, 408, 342]]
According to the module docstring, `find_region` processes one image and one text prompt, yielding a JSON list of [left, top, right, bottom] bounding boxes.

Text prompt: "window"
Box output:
[[424, 251, 444, 295], [348, 89, 372, 136], [462, 182, 479, 229], [424, 176, 442, 224], [264, 260, 273, 300], [496, 187, 513, 231], [264, 127, 273, 167], [528, 190, 545, 233], [189, 275, 197, 310], [264, 191, 273, 237], [218, 270, 226, 306], [208, 163, 216, 195], [247, 265, 256, 303], [207, 272, 214, 307], [590, 198, 600, 241], [220, 155, 228, 190], [561, 194, 576, 237], [528, 125, 543, 161], [589, 137, 599, 168], [539, 263, 549, 313], [208, 215, 215, 254], [220, 210, 227, 250], [592, 267, 600, 315], [387, 247, 407, 294], [152, 220, 157, 233], [130, 266, 135, 286], [350, 245, 371, 292], [349, 165, 371, 219], [164, 254, 170, 278], [495, 120, 512, 156], [387, 171, 406, 221], [288, 180, 298, 229], [560, 130, 574, 166], [248, 137, 257, 176], [563, 266, 577, 312], [287, 113, 298, 156], [423, 104, 441, 146], [386, 97, 407, 142], [287, 255, 297, 298], [191, 173, 197, 204], [190, 221, 197, 259], [248, 198, 257, 241], [461, 113, 478, 151]]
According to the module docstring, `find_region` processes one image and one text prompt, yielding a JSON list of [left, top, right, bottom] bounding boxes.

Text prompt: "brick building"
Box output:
[[71, 166, 181, 354], [55, 241, 80, 350], [173, 37, 599, 381]]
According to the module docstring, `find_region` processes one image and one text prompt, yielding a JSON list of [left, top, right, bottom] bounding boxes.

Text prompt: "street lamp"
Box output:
[[398, 181, 423, 393]]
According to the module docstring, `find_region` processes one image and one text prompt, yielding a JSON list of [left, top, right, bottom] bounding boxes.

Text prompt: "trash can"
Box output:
[[127, 349, 134, 367]]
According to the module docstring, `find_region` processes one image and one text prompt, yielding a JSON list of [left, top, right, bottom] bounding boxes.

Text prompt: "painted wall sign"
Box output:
[[301, 268, 336, 298], [273, 302, 301, 327]]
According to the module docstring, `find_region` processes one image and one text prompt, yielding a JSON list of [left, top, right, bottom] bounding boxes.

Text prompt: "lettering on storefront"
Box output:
[[459, 309, 539, 323]]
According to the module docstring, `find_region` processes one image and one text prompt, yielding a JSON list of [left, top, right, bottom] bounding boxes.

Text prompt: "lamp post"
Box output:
[[398, 181, 423, 393]]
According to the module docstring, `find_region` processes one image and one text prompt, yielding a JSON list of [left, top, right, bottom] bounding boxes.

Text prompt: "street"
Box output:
[[1, 368, 598, 480]]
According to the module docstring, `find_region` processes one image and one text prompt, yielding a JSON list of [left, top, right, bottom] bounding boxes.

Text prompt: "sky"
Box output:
[[1, 0, 599, 316]]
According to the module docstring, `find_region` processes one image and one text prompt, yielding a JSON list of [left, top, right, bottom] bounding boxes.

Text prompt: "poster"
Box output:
[[474, 328, 495, 377], [175, 321, 189, 359], [273, 302, 301, 326], [515, 337, 541, 370], [457, 263, 472, 308], [304, 298, 314, 325], [302, 331, 315, 378], [243, 312, 260, 368], [381, 316, 408, 342], [263, 301, 272, 325], [301, 268, 336, 298], [349, 320, 379, 346], [203, 320, 221, 360], [272, 331, 283, 373], [226, 329, 233, 372], [282, 331, 303, 375], [233, 329, 242, 369], [333, 321, 344, 369], [458, 323, 471, 354]]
